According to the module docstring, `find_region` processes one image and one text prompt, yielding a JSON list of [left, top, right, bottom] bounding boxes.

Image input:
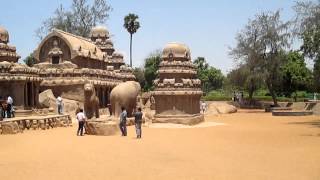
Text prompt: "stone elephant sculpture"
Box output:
[[110, 81, 141, 118], [84, 83, 100, 119]]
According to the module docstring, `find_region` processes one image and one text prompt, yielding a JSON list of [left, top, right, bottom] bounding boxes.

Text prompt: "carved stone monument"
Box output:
[[152, 42, 204, 125]]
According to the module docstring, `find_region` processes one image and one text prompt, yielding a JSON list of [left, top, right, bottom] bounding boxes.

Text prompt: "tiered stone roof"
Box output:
[[152, 42, 202, 96]]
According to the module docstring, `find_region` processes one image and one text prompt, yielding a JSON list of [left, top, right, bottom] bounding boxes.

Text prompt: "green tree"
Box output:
[[36, 0, 111, 39], [124, 13, 140, 67], [23, 54, 36, 67], [280, 51, 313, 100], [294, 1, 320, 91], [133, 67, 146, 91], [230, 10, 291, 105], [227, 65, 263, 100], [143, 50, 161, 91], [193, 57, 224, 93]]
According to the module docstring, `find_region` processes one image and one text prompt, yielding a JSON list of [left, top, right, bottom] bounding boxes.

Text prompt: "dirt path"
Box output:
[[0, 111, 319, 180]]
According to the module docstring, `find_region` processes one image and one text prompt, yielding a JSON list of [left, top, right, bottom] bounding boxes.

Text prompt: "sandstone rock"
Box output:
[[39, 89, 82, 116], [207, 102, 237, 115], [39, 89, 55, 108], [1, 121, 21, 134], [85, 121, 119, 136]]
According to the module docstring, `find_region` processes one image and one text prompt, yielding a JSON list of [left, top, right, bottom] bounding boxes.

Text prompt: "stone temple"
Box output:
[[152, 42, 204, 125], [0, 25, 134, 112]]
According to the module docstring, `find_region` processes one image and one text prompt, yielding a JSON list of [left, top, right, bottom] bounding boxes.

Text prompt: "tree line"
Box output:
[[135, 1, 320, 105], [24, 0, 319, 104]]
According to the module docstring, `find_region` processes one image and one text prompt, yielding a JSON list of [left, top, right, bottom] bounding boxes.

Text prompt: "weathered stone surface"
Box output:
[[38, 89, 81, 116], [110, 81, 141, 118], [1, 121, 20, 134], [39, 89, 56, 108], [84, 83, 99, 119], [153, 114, 204, 125], [207, 102, 237, 115], [85, 121, 118, 136]]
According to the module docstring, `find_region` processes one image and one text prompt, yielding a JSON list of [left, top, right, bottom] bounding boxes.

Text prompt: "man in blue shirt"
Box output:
[[119, 107, 127, 136]]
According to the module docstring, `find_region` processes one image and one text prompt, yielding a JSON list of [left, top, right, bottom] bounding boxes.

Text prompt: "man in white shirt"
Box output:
[[7, 96, 13, 118], [76, 109, 86, 136], [57, 96, 63, 114]]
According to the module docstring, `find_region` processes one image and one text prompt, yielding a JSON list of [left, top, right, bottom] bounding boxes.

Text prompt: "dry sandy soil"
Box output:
[[0, 110, 320, 180]]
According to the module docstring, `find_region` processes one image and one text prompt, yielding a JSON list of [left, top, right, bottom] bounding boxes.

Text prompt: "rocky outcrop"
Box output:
[[1, 121, 21, 134], [39, 89, 81, 116], [206, 102, 237, 115], [85, 120, 118, 136]]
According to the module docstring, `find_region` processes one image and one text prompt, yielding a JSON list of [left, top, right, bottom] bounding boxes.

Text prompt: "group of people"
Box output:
[[0, 95, 14, 120], [76, 106, 143, 139]]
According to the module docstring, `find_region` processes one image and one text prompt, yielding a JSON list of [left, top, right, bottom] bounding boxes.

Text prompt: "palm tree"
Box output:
[[124, 13, 140, 67]]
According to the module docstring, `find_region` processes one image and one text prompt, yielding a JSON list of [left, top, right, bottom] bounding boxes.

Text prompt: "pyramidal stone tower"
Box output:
[[152, 42, 204, 125]]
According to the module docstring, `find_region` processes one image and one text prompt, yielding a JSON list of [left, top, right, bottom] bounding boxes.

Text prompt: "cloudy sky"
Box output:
[[0, 0, 298, 73]]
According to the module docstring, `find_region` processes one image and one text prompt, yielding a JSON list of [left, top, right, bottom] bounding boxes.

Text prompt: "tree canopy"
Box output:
[[36, 0, 112, 39], [193, 57, 225, 93], [230, 10, 291, 105]]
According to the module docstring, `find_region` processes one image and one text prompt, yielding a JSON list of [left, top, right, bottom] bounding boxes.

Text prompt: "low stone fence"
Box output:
[[0, 114, 72, 135]]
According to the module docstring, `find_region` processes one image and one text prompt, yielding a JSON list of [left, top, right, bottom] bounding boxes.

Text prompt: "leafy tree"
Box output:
[[143, 50, 161, 91], [280, 51, 313, 100], [124, 13, 140, 67], [294, 1, 320, 91], [227, 65, 263, 100], [36, 0, 111, 39], [23, 54, 36, 67], [193, 57, 224, 93], [133, 67, 146, 91], [230, 10, 291, 105]]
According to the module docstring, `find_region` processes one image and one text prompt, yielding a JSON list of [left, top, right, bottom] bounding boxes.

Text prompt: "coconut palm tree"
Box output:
[[124, 13, 140, 67]]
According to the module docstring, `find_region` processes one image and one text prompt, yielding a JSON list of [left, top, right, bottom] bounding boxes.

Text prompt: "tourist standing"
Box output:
[[201, 101, 207, 114], [133, 107, 143, 138], [76, 109, 86, 136], [57, 96, 63, 114], [119, 107, 127, 136], [7, 95, 13, 118]]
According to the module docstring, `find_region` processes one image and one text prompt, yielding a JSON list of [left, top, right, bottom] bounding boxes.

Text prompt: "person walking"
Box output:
[[7, 95, 13, 118], [119, 107, 127, 136], [76, 109, 86, 136], [133, 107, 143, 138], [57, 96, 63, 114]]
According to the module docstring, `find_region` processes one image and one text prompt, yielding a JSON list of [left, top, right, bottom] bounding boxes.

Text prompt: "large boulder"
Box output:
[[39, 89, 82, 116], [1, 121, 21, 134], [85, 120, 119, 136], [39, 89, 56, 108], [207, 102, 237, 115]]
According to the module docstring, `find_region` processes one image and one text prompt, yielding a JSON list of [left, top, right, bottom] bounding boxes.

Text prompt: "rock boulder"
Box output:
[[85, 120, 119, 136], [207, 102, 237, 115]]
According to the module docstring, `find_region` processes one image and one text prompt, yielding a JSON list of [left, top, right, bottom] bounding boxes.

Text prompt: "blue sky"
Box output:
[[0, 0, 297, 73]]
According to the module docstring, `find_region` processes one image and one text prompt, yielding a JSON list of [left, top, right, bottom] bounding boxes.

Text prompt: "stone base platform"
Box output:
[[85, 120, 119, 136], [14, 110, 33, 117], [0, 114, 72, 135], [272, 110, 313, 116], [153, 114, 204, 125], [265, 107, 292, 112]]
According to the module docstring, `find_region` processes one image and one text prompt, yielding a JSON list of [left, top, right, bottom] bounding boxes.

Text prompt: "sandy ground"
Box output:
[[0, 110, 320, 180]]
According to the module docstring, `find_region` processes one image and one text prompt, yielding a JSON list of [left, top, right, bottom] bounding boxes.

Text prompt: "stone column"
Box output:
[[102, 87, 106, 108], [12, 82, 26, 109], [34, 83, 39, 108], [30, 82, 34, 107]]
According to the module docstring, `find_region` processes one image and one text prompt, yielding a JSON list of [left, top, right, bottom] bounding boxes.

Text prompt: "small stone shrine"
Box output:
[[152, 42, 203, 125]]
